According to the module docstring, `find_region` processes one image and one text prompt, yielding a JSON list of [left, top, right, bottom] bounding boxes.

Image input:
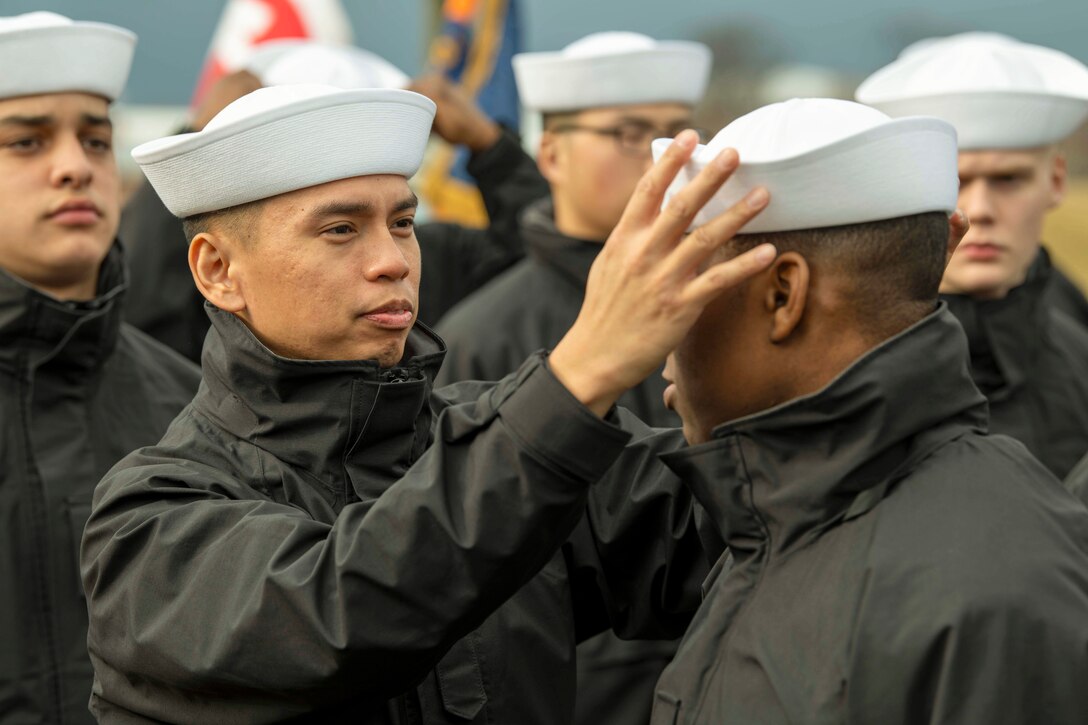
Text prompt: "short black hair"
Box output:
[[731, 211, 949, 341], [180, 198, 265, 245]]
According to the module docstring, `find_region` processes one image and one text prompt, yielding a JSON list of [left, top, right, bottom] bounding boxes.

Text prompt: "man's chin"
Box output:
[[942, 266, 1020, 300]]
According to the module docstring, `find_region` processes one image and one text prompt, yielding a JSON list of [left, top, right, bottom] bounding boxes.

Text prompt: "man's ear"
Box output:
[[1048, 152, 1068, 209], [189, 232, 246, 313], [762, 251, 809, 344], [946, 209, 969, 266], [536, 132, 563, 185]]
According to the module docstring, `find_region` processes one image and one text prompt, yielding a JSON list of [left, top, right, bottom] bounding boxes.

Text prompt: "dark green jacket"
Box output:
[[0, 244, 200, 724], [650, 307, 1088, 724], [943, 249, 1088, 479], [121, 129, 547, 362], [82, 306, 700, 723]]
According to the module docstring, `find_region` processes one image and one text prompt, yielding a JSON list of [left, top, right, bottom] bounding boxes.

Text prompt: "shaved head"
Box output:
[[181, 198, 266, 245], [728, 211, 950, 341]]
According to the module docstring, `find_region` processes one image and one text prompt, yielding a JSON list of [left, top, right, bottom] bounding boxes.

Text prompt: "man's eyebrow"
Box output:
[[306, 201, 374, 222], [305, 193, 418, 223], [0, 115, 53, 127], [393, 193, 419, 214], [961, 165, 1035, 180], [0, 114, 112, 129], [81, 113, 112, 129]]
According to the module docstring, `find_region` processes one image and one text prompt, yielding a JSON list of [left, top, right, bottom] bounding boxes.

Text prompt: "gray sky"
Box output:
[[8, 0, 1088, 104]]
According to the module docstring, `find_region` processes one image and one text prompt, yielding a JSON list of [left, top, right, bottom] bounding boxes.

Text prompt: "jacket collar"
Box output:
[[0, 241, 126, 378], [521, 198, 603, 289], [661, 306, 988, 556], [195, 304, 446, 501], [941, 248, 1052, 402]]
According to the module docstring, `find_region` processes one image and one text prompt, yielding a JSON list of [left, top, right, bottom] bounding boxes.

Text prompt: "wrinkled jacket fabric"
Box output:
[[436, 198, 683, 724], [944, 248, 1088, 479], [1045, 259, 1088, 328], [82, 305, 701, 723], [0, 244, 200, 724], [650, 307, 1088, 724], [121, 129, 547, 362]]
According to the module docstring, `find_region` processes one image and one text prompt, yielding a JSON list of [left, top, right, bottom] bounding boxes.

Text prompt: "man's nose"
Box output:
[[49, 135, 94, 190], [363, 231, 412, 282], [957, 179, 994, 226]]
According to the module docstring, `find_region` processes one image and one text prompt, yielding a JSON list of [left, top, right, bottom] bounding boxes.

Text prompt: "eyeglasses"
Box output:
[[550, 120, 708, 157]]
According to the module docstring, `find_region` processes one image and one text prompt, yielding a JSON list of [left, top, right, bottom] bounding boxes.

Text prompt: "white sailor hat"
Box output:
[[132, 85, 436, 218], [0, 12, 136, 102], [651, 98, 958, 234], [513, 32, 711, 113], [856, 33, 1088, 150], [246, 40, 410, 90]]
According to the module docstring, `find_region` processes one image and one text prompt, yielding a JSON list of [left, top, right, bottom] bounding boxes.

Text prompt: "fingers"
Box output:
[[616, 130, 700, 230], [651, 147, 740, 245], [660, 185, 770, 280], [681, 243, 777, 308]]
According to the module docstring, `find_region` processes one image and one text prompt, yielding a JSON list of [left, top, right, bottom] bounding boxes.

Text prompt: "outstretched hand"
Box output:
[[550, 130, 775, 416]]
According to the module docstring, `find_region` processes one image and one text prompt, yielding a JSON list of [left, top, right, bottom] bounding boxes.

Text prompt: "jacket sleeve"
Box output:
[[82, 355, 630, 720], [564, 408, 715, 643], [415, 129, 546, 326]]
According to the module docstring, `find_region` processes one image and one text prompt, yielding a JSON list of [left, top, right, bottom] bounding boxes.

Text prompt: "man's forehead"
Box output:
[[0, 91, 110, 122], [263, 173, 415, 218], [576, 102, 694, 125], [957, 147, 1054, 175]]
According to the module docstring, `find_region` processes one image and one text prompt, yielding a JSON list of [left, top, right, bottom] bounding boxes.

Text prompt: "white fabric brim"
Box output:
[[0, 22, 135, 101], [862, 93, 1088, 149], [132, 90, 436, 218], [652, 117, 958, 233], [513, 43, 710, 112]]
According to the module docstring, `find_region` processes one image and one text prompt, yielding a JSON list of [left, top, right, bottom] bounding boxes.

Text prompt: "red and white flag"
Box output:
[[192, 0, 353, 105]]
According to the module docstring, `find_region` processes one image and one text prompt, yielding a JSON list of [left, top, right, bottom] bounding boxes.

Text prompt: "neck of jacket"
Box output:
[[0, 242, 126, 381], [521, 197, 604, 290], [662, 305, 988, 558], [941, 248, 1053, 402], [194, 304, 447, 503]]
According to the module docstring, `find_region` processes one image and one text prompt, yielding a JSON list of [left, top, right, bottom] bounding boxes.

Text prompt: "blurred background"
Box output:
[[12, 0, 1088, 284]]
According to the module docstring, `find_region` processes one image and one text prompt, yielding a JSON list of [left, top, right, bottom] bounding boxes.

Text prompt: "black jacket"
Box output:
[[1045, 258, 1088, 328], [943, 249, 1088, 479], [650, 307, 1088, 724], [0, 244, 200, 724], [120, 130, 547, 362], [437, 198, 678, 428], [435, 197, 684, 724], [81, 305, 700, 723]]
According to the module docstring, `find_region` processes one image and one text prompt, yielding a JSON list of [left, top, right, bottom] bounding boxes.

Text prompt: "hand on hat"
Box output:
[[549, 130, 775, 417], [408, 73, 501, 153]]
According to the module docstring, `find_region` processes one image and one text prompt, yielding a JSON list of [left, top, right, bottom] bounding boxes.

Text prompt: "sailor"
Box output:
[[857, 32, 1088, 478], [649, 97, 1088, 724], [80, 83, 773, 722], [121, 41, 548, 361], [0, 12, 200, 723]]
